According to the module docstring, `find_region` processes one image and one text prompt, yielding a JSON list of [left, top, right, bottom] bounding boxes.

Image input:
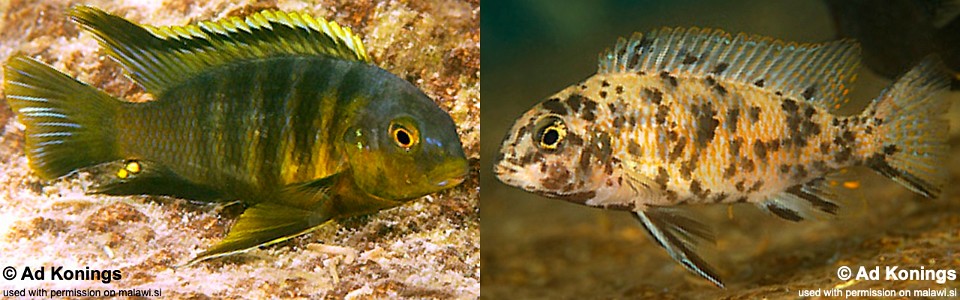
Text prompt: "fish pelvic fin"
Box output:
[[866, 56, 951, 198], [88, 159, 224, 202], [760, 178, 840, 222], [633, 208, 724, 288], [69, 6, 370, 96], [3, 55, 121, 179], [184, 202, 334, 266]]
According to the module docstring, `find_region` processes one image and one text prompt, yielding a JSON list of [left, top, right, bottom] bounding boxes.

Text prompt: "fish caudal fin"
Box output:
[[3, 55, 121, 179], [867, 57, 951, 198]]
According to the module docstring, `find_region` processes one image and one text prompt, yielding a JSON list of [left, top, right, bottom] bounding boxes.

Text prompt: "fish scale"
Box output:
[[496, 26, 950, 287]]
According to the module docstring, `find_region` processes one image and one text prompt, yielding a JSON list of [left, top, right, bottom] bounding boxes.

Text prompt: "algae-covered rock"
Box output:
[[0, 0, 479, 298]]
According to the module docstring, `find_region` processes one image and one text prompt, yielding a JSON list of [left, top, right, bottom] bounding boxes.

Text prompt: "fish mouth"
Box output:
[[432, 158, 469, 188], [493, 160, 522, 185]]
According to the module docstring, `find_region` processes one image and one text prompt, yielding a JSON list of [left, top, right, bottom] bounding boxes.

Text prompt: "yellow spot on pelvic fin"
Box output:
[[117, 160, 141, 179], [125, 161, 141, 173]]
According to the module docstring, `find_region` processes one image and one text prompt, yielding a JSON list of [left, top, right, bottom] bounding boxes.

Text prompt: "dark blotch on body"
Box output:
[[742, 159, 755, 173], [748, 180, 763, 193], [660, 71, 678, 87], [656, 105, 669, 125], [730, 137, 743, 157], [679, 152, 699, 180], [566, 94, 584, 112], [723, 163, 737, 179], [669, 138, 686, 162], [692, 102, 720, 149], [726, 108, 740, 133], [754, 139, 767, 161], [628, 140, 642, 156], [541, 98, 567, 115], [644, 87, 663, 105], [655, 167, 669, 188], [582, 99, 598, 121], [748, 106, 761, 122]]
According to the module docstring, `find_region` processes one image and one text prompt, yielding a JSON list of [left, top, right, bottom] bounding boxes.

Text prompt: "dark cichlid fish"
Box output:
[[824, 0, 960, 89], [495, 27, 951, 287], [3, 6, 468, 264]]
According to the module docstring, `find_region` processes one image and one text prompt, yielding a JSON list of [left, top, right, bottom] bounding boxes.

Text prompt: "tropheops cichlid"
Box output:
[[3, 6, 468, 264], [495, 27, 951, 287]]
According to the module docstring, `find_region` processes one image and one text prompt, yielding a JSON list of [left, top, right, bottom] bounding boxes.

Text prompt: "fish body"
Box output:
[[4, 7, 468, 263], [495, 27, 950, 287]]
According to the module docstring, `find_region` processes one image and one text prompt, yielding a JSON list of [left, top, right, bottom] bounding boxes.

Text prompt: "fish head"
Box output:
[[343, 76, 468, 201], [494, 90, 617, 205]]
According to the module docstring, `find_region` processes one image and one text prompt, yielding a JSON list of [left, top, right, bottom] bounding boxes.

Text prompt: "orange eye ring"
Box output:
[[391, 123, 419, 149]]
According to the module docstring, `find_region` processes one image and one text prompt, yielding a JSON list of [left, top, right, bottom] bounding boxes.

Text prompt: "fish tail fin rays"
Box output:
[[3, 55, 121, 179], [867, 56, 951, 198], [68, 6, 369, 95], [184, 202, 334, 266], [633, 208, 724, 288]]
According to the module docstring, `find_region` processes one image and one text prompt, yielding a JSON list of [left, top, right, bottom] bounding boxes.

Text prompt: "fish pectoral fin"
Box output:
[[69, 6, 369, 96], [759, 178, 840, 222], [633, 207, 724, 288], [280, 173, 341, 208], [185, 202, 333, 266], [88, 159, 223, 202]]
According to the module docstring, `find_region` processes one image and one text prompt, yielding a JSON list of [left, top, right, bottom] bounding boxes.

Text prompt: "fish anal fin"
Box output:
[[599, 27, 861, 111], [760, 178, 840, 222], [88, 159, 223, 202], [185, 202, 333, 266], [69, 6, 369, 95], [634, 207, 724, 288]]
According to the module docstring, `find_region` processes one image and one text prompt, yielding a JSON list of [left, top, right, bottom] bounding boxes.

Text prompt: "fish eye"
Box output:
[[390, 121, 419, 150], [535, 116, 566, 151]]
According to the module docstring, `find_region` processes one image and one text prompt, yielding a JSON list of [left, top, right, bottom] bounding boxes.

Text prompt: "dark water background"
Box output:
[[481, 0, 960, 298]]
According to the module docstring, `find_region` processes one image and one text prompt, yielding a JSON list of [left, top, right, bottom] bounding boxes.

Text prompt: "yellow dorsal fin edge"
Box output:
[[69, 6, 370, 95]]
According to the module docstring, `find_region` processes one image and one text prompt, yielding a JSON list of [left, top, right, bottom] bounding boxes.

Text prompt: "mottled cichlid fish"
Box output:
[[4, 6, 468, 264], [495, 27, 951, 287]]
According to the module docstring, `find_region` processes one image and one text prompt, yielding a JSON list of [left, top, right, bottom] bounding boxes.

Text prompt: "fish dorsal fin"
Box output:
[[69, 6, 370, 95], [599, 27, 861, 110]]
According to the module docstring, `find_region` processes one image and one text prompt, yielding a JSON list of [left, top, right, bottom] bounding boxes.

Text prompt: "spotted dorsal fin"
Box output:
[[69, 6, 370, 95], [598, 27, 861, 110]]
